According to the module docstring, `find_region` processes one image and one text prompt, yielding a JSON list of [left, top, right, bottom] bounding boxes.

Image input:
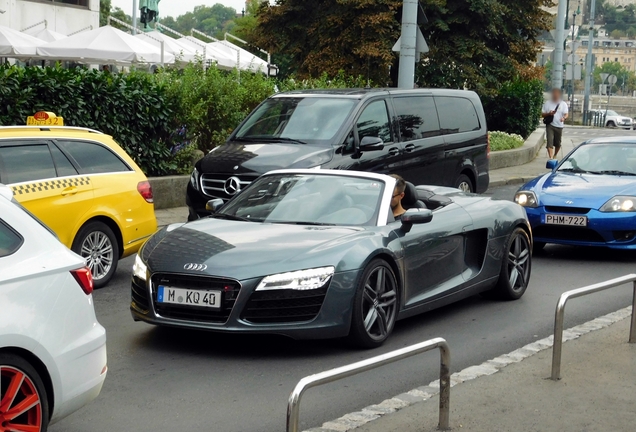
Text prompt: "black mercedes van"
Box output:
[[186, 88, 489, 220]]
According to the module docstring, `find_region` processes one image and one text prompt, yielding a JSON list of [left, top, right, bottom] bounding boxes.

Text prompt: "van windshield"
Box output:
[[233, 97, 357, 145]]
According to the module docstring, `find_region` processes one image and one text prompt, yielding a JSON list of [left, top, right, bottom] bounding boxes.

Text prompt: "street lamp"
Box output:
[[267, 64, 279, 78]]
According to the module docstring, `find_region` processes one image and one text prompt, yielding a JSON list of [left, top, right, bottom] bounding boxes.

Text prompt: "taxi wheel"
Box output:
[[72, 221, 119, 288]]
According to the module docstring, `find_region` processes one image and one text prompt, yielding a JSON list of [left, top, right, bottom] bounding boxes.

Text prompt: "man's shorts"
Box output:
[[546, 124, 563, 149]]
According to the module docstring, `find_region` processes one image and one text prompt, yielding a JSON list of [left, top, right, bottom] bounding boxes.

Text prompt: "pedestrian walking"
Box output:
[[542, 88, 569, 159]]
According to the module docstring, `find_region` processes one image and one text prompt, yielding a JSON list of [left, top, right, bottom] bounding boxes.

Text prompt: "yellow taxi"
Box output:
[[0, 113, 157, 287]]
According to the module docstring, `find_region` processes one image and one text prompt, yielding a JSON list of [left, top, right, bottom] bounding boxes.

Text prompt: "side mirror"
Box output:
[[205, 198, 224, 213], [546, 159, 558, 170], [358, 136, 384, 152], [401, 208, 433, 233]]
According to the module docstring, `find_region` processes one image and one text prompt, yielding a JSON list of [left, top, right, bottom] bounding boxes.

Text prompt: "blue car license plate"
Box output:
[[545, 214, 588, 227]]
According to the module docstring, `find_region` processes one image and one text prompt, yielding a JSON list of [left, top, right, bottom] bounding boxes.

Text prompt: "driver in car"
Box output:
[[390, 174, 407, 220]]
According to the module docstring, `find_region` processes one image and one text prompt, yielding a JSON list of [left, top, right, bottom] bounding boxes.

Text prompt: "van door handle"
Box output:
[[61, 186, 78, 196], [404, 144, 416, 153], [388, 147, 400, 156]]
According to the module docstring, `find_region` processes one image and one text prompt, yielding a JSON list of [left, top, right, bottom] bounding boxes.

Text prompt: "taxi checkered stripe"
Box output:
[[10, 177, 91, 195]]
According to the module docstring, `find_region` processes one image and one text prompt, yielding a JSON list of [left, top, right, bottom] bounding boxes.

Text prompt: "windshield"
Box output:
[[606, 110, 619, 117], [233, 97, 357, 145], [219, 174, 385, 226], [558, 143, 636, 175]]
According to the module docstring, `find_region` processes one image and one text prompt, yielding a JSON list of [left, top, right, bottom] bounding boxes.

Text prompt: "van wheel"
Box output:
[[455, 174, 474, 193], [72, 221, 119, 288], [0, 353, 50, 432]]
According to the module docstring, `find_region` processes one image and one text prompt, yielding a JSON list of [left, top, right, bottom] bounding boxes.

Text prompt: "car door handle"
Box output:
[[388, 147, 400, 156], [61, 186, 78, 196], [404, 144, 415, 153]]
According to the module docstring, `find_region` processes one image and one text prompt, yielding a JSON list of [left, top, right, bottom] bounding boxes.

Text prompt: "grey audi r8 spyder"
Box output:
[[131, 170, 532, 347]]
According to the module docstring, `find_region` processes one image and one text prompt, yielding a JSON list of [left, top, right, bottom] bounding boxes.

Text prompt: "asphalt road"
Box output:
[[50, 183, 636, 432]]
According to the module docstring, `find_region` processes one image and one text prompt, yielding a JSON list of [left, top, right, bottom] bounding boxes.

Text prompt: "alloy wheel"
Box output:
[[361, 266, 398, 341], [0, 366, 42, 432], [507, 233, 530, 292], [80, 231, 114, 281]]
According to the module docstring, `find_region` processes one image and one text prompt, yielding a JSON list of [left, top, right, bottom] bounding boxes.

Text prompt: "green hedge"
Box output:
[[480, 78, 543, 139], [0, 64, 176, 176], [489, 131, 525, 151]]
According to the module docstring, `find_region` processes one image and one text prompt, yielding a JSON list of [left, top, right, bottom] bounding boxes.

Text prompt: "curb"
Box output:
[[304, 306, 633, 432], [488, 176, 539, 188], [489, 128, 545, 170]]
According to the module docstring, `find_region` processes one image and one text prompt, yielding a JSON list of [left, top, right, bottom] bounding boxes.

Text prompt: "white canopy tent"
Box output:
[[209, 40, 268, 73], [135, 31, 196, 63], [26, 28, 67, 43], [36, 26, 175, 65], [175, 37, 236, 69], [0, 25, 44, 56]]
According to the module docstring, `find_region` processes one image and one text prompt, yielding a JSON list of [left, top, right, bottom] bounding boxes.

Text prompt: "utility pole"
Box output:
[[553, 0, 569, 89], [583, 0, 596, 124], [570, 1, 580, 125], [398, 0, 418, 88], [132, 0, 138, 35]]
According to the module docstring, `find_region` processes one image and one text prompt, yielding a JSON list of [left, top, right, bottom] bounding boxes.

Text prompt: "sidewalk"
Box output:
[[323, 311, 636, 432]]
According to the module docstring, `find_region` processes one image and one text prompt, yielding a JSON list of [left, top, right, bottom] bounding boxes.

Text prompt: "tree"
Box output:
[[109, 7, 132, 31], [161, 4, 238, 38], [232, 0, 261, 42], [100, 0, 112, 27]]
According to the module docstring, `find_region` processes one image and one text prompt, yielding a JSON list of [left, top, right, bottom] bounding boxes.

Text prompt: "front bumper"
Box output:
[[130, 270, 360, 340], [526, 207, 636, 249]]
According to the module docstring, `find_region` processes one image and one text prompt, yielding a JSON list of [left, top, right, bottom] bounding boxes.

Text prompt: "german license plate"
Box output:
[[545, 214, 588, 227], [157, 286, 221, 309]]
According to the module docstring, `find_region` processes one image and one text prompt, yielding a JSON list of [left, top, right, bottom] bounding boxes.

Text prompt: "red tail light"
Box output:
[[71, 267, 94, 295], [137, 181, 154, 203], [487, 133, 491, 159]]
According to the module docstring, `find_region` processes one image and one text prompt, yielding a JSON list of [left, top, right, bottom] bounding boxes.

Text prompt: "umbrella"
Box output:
[[175, 37, 236, 69], [135, 31, 197, 63], [0, 24, 44, 56], [26, 28, 67, 43], [209, 40, 268, 73], [36, 25, 175, 64]]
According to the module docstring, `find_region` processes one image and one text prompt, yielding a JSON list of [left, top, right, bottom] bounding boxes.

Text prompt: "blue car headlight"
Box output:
[[256, 266, 335, 291], [600, 196, 636, 212], [514, 191, 538, 208]]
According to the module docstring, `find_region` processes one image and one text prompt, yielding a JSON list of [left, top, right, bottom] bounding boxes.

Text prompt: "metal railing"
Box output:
[[551, 274, 636, 380], [287, 338, 451, 432]]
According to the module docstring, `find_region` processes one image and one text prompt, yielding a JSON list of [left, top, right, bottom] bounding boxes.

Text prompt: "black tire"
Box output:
[[0, 352, 50, 432], [455, 174, 474, 193], [493, 228, 532, 300], [533, 241, 546, 254], [607, 121, 616, 128], [72, 221, 119, 288], [348, 259, 399, 348]]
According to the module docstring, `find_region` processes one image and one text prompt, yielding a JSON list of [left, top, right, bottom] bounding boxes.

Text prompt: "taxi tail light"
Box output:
[[137, 181, 154, 203], [71, 267, 94, 295]]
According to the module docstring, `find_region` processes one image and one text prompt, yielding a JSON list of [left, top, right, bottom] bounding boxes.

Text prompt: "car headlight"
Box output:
[[514, 191, 538, 208], [190, 167, 200, 191], [133, 254, 148, 281], [600, 196, 636, 212], [255, 266, 335, 291]]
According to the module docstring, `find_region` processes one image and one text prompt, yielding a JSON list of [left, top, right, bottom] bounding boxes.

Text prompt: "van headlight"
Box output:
[[133, 254, 148, 281], [514, 191, 538, 208], [190, 168, 200, 191], [256, 266, 334, 291], [600, 196, 636, 212]]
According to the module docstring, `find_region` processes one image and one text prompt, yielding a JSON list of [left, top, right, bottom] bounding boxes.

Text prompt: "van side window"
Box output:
[[0, 219, 23, 258], [356, 100, 392, 143], [57, 140, 130, 174], [0, 144, 57, 184], [435, 97, 481, 134], [393, 97, 441, 142]]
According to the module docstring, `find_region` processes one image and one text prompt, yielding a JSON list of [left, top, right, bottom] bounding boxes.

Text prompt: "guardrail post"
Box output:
[[551, 294, 567, 381], [630, 281, 636, 343], [286, 338, 450, 432]]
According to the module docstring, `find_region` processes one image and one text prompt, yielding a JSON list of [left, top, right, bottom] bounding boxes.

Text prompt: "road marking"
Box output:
[[304, 306, 633, 432]]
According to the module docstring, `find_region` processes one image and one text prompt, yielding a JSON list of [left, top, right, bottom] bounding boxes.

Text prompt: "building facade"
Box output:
[[0, 0, 99, 35]]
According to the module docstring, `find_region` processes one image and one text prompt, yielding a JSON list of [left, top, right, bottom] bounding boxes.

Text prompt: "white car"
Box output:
[[591, 109, 633, 129], [0, 184, 107, 431]]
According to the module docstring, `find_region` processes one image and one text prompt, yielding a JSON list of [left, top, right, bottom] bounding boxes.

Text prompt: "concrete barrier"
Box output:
[[489, 128, 545, 170], [148, 175, 189, 210]]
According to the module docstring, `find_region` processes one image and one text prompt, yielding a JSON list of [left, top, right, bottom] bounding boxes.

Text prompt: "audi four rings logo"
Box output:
[[184, 263, 207, 271], [224, 176, 242, 196]]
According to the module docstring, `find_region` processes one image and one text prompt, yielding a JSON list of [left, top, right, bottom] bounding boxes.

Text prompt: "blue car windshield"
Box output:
[[558, 143, 636, 175], [219, 174, 385, 226], [233, 97, 357, 145]]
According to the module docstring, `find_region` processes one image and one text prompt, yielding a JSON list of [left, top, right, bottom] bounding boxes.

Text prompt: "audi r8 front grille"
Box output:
[[200, 173, 259, 199], [534, 226, 606, 243], [151, 273, 241, 324], [241, 287, 328, 324], [545, 206, 591, 214]]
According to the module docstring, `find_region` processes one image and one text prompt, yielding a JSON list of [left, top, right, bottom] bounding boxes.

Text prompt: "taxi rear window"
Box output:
[[57, 140, 131, 174]]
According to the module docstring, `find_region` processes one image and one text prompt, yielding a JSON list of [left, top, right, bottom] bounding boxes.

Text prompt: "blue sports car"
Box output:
[[516, 137, 636, 251]]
